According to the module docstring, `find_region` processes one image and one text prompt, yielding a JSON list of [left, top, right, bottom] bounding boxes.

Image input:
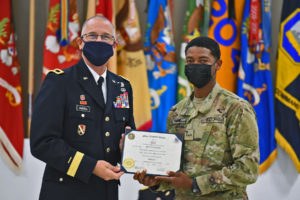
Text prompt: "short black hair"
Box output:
[[185, 36, 221, 59]]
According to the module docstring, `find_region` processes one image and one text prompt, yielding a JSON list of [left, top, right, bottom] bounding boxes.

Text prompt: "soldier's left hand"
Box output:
[[155, 171, 193, 190], [119, 126, 131, 152]]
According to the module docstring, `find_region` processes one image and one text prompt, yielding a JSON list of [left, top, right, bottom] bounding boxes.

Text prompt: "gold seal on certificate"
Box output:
[[121, 130, 183, 176], [128, 133, 135, 140], [123, 158, 135, 169]]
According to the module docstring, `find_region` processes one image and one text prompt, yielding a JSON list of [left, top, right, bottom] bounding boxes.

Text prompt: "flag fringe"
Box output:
[[0, 126, 22, 174], [258, 149, 277, 174], [275, 128, 300, 173]]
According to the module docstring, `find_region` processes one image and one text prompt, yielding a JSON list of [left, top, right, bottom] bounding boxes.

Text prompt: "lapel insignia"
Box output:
[[83, 77, 88, 80], [77, 124, 86, 136], [112, 79, 116, 83], [116, 81, 124, 87], [113, 92, 129, 108]]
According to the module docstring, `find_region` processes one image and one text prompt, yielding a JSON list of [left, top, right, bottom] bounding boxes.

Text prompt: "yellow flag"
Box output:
[[116, 0, 152, 130]]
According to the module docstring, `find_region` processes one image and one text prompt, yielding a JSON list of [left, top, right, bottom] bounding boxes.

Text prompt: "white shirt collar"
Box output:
[[84, 62, 108, 103], [85, 63, 107, 84]]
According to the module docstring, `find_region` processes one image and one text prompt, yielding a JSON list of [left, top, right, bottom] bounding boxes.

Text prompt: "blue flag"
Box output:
[[144, 0, 177, 132], [237, 0, 276, 174]]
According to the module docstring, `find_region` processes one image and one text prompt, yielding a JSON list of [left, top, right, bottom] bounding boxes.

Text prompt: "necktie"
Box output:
[[97, 76, 105, 105]]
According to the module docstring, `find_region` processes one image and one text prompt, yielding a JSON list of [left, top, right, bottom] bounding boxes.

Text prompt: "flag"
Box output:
[[95, 0, 113, 21], [208, 0, 245, 93], [237, 0, 276, 174], [177, 0, 211, 101], [0, 0, 24, 173], [275, 1, 300, 173], [86, 0, 117, 73], [115, 0, 152, 130], [43, 0, 81, 78], [144, 0, 177, 132]]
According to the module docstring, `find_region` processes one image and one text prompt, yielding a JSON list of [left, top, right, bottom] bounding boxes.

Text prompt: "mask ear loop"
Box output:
[[212, 59, 220, 76]]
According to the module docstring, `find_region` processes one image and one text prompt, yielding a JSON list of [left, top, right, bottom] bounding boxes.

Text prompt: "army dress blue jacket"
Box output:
[[30, 59, 135, 200]]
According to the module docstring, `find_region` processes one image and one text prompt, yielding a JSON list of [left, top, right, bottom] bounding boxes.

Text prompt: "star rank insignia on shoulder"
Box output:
[[48, 68, 64, 75]]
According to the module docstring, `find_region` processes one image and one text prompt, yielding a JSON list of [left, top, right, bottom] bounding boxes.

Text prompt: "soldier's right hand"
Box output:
[[93, 160, 124, 181], [133, 169, 160, 187]]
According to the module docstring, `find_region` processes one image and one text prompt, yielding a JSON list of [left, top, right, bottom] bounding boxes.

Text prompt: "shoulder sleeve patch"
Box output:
[[48, 68, 64, 75]]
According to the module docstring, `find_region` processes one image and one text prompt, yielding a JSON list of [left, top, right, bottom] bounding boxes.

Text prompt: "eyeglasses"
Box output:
[[81, 33, 115, 43]]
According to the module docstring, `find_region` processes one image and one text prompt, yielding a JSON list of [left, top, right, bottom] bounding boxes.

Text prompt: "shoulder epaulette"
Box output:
[[119, 75, 130, 82], [48, 68, 64, 75], [140, 186, 149, 191]]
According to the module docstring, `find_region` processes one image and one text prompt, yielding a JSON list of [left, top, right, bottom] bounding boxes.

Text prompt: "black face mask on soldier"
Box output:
[[184, 61, 217, 88], [82, 41, 114, 66]]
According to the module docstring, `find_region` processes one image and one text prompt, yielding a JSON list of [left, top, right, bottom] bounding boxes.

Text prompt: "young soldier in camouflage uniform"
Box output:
[[134, 36, 259, 200]]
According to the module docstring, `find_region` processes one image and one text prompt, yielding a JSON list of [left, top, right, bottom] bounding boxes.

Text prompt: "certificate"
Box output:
[[121, 130, 183, 176]]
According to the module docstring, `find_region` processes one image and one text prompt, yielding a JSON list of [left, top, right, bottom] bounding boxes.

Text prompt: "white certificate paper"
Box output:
[[121, 130, 183, 176]]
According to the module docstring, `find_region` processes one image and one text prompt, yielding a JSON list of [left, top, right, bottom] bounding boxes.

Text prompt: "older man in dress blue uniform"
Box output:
[[30, 15, 135, 200]]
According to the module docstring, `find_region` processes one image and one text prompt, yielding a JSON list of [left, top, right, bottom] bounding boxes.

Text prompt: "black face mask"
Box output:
[[184, 63, 215, 88], [82, 41, 113, 66]]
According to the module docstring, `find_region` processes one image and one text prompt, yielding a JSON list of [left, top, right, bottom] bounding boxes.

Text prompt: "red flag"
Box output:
[[0, 0, 24, 173], [43, 0, 81, 78], [86, 0, 116, 73], [96, 0, 113, 21]]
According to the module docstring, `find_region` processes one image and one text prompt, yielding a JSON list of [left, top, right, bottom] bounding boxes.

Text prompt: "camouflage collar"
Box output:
[[179, 83, 221, 116]]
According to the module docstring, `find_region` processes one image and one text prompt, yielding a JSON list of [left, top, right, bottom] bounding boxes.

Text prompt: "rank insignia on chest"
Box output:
[[77, 124, 86, 136], [113, 92, 129, 108]]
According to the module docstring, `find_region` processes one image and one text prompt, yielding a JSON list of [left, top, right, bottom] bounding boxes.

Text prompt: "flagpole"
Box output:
[[27, 0, 35, 138], [86, 0, 96, 19]]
